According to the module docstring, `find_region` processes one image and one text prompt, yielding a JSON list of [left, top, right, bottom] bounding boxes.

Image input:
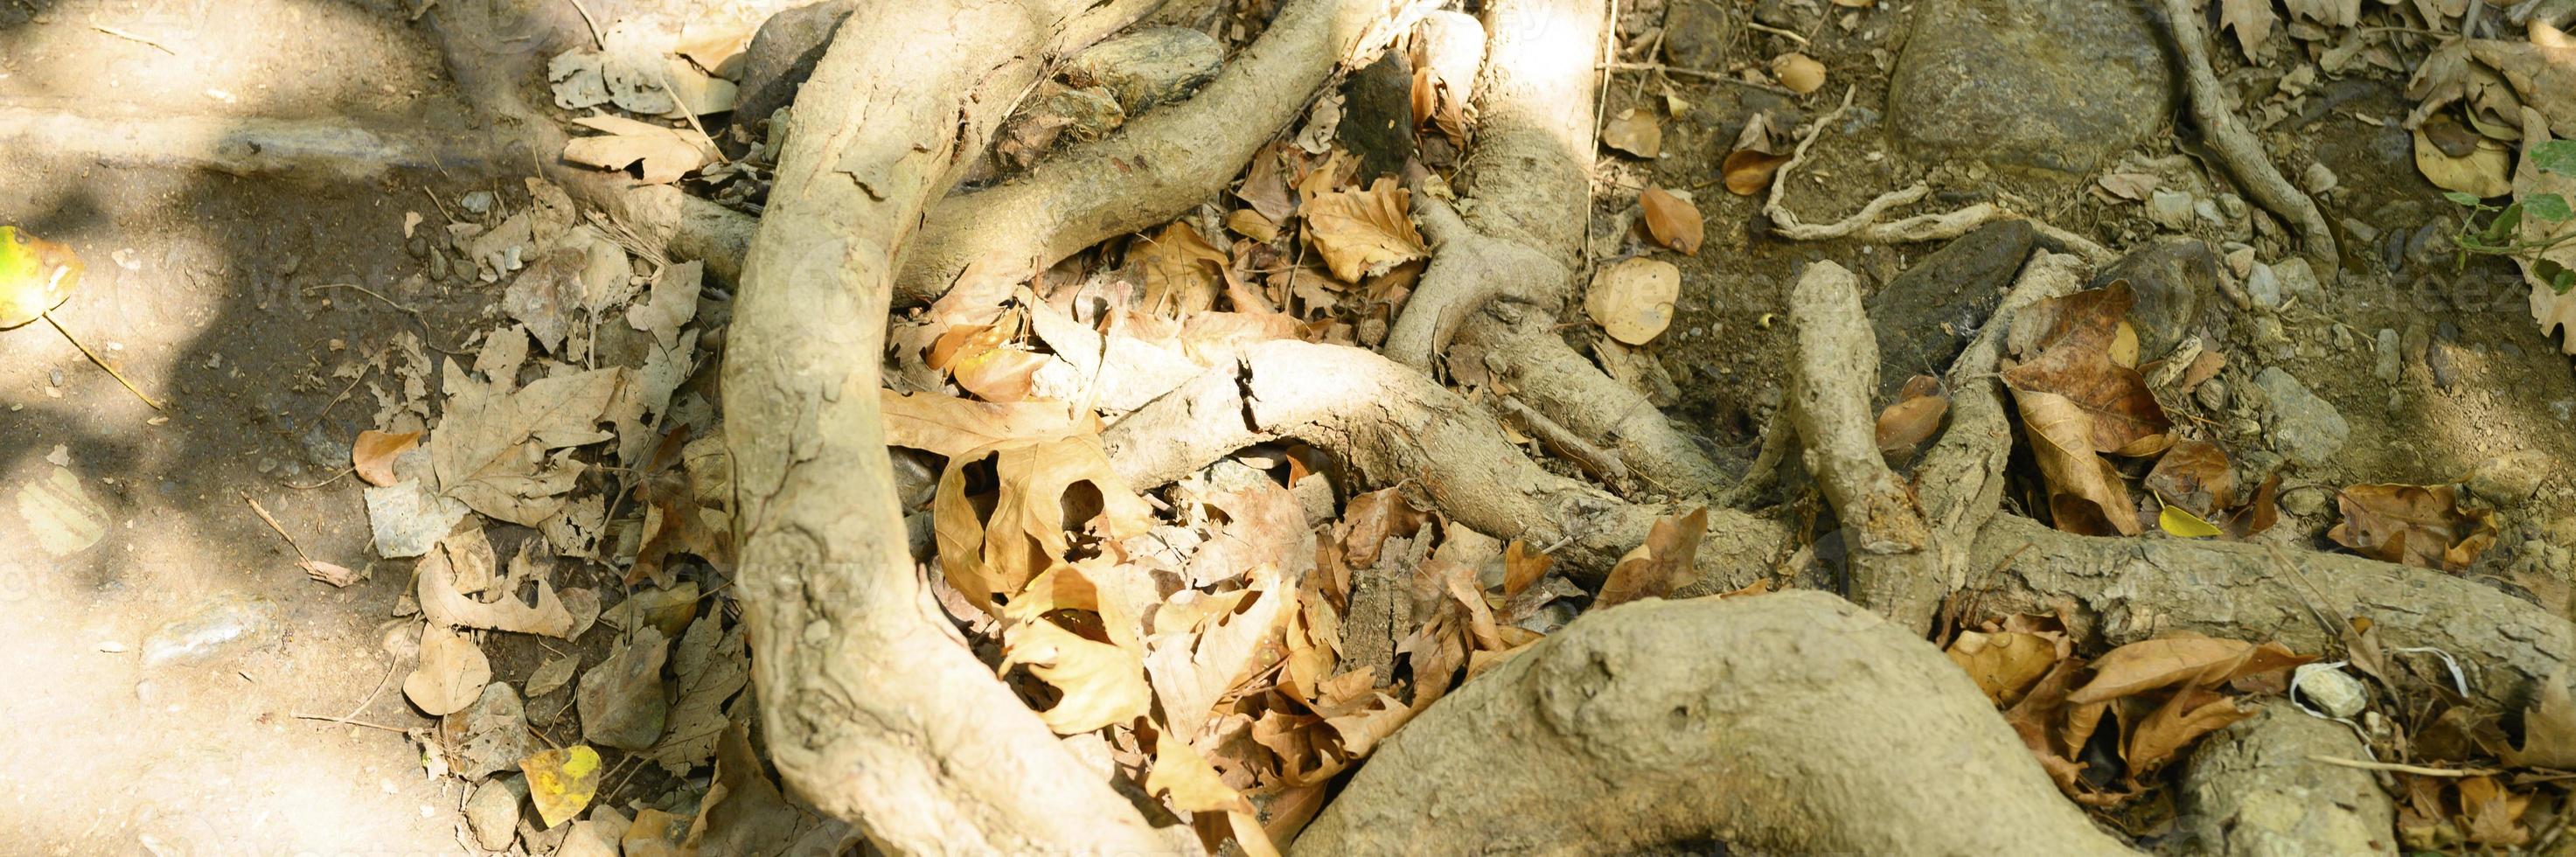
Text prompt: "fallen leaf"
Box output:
[[405, 624, 491, 716], [2001, 283, 2171, 457], [522, 744, 604, 827], [1946, 629, 2064, 706], [1595, 507, 1709, 607], [2144, 439, 2234, 519], [645, 614, 749, 775], [929, 317, 1049, 403], [2224, 473, 2281, 540], [0, 226, 80, 331], [935, 435, 1157, 610], [1226, 208, 1280, 243], [2218, 0, 2279, 57], [1584, 257, 1681, 345], [1602, 108, 1661, 157], [562, 115, 719, 185], [2158, 503, 2224, 539], [623, 807, 692, 857], [881, 391, 1085, 457], [526, 654, 581, 698], [1303, 178, 1427, 282], [2010, 388, 2143, 536], [1500, 539, 1553, 601], [2416, 126, 2516, 199], [418, 545, 578, 638], [624, 260, 701, 350], [2281, 0, 2359, 26], [1136, 220, 1230, 317], [15, 466, 105, 556], [2069, 636, 2311, 704], [2458, 774, 2533, 847], [1639, 186, 1704, 254], [2125, 686, 2255, 775], [1772, 52, 1825, 94], [1875, 381, 1948, 462], [2097, 172, 2161, 201], [2466, 22, 2576, 141], [2498, 671, 2576, 768], [430, 361, 621, 526], [2328, 483, 2501, 571], [1146, 565, 1293, 739], [1722, 148, 1792, 197], [353, 430, 422, 487], [579, 626, 671, 750], [301, 560, 361, 586], [2513, 109, 2576, 354], [1335, 488, 1430, 570], [1002, 615, 1152, 733], [1147, 731, 1253, 813]]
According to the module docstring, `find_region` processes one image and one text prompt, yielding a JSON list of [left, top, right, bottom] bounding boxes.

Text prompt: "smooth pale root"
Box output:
[[2414, 127, 2513, 199], [1584, 257, 1681, 345], [0, 226, 80, 330]]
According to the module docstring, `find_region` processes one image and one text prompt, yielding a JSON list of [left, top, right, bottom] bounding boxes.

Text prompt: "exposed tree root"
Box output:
[[1761, 90, 2119, 266], [2157, 0, 2339, 279], [1380, 196, 1564, 370], [1967, 514, 2574, 712], [715, 0, 1188, 851], [2176, 707, 2398, 856], [1291, 591, 2137, 854], [1100, 339, 1790, 584], [0, 100, 492, 178], [1783, 261, 1940, 631], [1459, 310, 1731, 497], [1911, 251, 2087, 593]]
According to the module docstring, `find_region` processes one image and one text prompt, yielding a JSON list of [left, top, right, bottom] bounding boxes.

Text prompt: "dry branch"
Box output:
[[0, 99, 497, 178], [1910, 251, 2088, 588], [1292, 591, 2138, 854], [2157, 0, 2338, 278], [1783, 260, 1940, 630], [1100, 339, 1790, 584], [716, 0, 1187, 851]]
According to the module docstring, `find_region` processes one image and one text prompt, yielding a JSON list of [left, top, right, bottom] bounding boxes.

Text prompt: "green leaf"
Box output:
[[2537, 140, 2576, 176], [2543, 259, 2576, 295], [2486, 202, 2525, 244], [2445, 191, 2487, 206], [2527, 193, 2575, 223], [2556, 270, 2576, 296]]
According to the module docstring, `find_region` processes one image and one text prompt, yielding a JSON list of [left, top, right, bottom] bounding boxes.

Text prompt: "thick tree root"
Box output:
[[0, 100, 494, 178], [716, 0, 1188, 851], [2176, 707, 2398, 856], [1911, 251, 2087, 590], [1784, 261, 1941, 630], [888, 0, 1413, 307], [1291, 591, 2138, 855], [1968, 514, 2573, 711], [1381, 196, 1564, 370], [1459, 310, 1731, 497], [2157, 0, 2338, 279], [1101, 340, 1790, 583]]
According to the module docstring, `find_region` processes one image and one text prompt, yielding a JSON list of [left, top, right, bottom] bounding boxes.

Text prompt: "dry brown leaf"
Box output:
[[1771, 52, 1825, 94], [301, 560, 360, 587], [2068, 636, 2312, 704], [562, 115, 719, 185], [1639, 186, 1704, 254], [2327, 483, 2501, 571], [430, 361, 620, 526], [2224, 473, 2281, 540], [2010, 388, 2143, 536], [1875, 380, 1948, 462], [405, 624, 491, 716], [2498, 672, 2576, 769], [2458, 775, 2533, 847], [2143, 439, 2234, 519], [1303, 178, 1427, 282], [1723, 149, 1793, 197], [2001, 283, 2171, 457], [1146, 731, 1253, 813], [1946, 629, 2064, 707], [1594, 507, 1709, 608], [1225, 209, 1280, 244], [2002, 657, 2111, 804], [1584, 257, 1681, 345], [2125, 686, 2254, 776], [1000, 616, 1152, 734], [1602, 108, 1661, 157], [1137, 220, 1230, 317], [354, 429, 421, 487], [2416, 126, 2516, 198], [1235, 143, 1298, 225], [929, 317, 1050, 403], [934, 435, 1157, 609], [880, 391, 1085, 457], [1500, 540, 1552, 601], [418, 546, 579, 638], [2467, 22, 2576, 141], [1337, 488, 1429, 570], [2218, 0, 2279, 57]]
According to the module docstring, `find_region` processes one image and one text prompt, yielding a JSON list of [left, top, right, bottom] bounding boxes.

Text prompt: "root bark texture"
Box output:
[[717, 0, 1185, 851], [888, 0, 1410, 306], [2176, 707, 2398, 856], [1784, 261, 1940, 630], [2157, 0, 2338, 277], [1291, 591, 2138, 855], [1101, 340, 1788, 584]]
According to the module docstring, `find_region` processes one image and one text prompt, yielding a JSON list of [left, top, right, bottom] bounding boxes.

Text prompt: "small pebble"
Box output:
[[2245, 262, 2282, 307], [461, 190, 495, 214], [2293, 664, 2367, 718], [2195, 378, 2230, 409], [2372, 329, 2400, 383], [2302, 162, 2339, 195], [2148, 190, 2195, 231]]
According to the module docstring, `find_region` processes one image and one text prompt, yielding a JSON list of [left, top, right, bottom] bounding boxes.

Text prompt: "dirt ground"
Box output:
[[3, 0, 2573, 853]]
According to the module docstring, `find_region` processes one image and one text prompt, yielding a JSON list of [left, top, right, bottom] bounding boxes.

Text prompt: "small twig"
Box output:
[[1599, 62, 1800, 96], [1498, 396, 1631, 487], [2307, 755, 2499, 777], [421, 186, 456, 224], [42, 311, 164, 410], [1744, 19, 1810, 45], [281, 467, 357, 491], [240, 490, 312, 561], [303, 282, 469, 354], [562, 0, 605, 49], [90, 22, 177, 55], [290, 713, 414, 733]]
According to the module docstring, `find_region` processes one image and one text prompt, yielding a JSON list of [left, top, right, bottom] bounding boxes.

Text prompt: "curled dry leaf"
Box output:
[[934, 435, 1158, 609], [404, 624, 491, 716], [1594, 507, 1709, 608], [929, 312, 1050, 403], [1601, 108, 1661, 158], [2496, 670, 2576, 769], [352, 429, 421, 487], [1875, 376, 1947, 463], [1946, 627, 2064, 707], [1136, 220, 1230, 317], [2415, 126, 2515, 199], [1722, 148, 1792, 197], [1772, 52, 1826, 95], [1584, 257, 1681, 345], [2069, 636, 2312, 705], [2143, 439, 2233, 519], [2466, 22, 2576, 140], [1303, 177, 1428, 282], [2013, 388, 2143, 536], [1638, 186, 1704, 254], [880, 390, 1087, 458], [2095, 172, 2160, 201], [300, 560, 360, 587], [0, 226, 80, 331], [1146, 731, 1253, 814], [561, 115, 720, 185], [2327, 483, 2501, 571]]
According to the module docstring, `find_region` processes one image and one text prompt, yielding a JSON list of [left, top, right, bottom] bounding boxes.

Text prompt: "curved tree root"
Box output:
[[1291, 591, 2137, 855], [888, 0, 1414, 306], [1100, 339, 1789, 585], [2157, 0, 2338, 279], [716, 0, 1187, 851], [1459, 310, 1731, 497], [1783, 260, 1941, 630]]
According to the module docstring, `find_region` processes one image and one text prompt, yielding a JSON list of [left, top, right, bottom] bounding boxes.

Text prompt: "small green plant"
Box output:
[[2448, 139, 2576, 295]]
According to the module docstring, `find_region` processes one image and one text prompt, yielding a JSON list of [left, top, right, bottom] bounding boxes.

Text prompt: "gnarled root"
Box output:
[[1291, 591, 2138, 855], [1783, 261, 1941, 630], [2156, 0, 2338, 279], [1101, 339, 1789, 586]]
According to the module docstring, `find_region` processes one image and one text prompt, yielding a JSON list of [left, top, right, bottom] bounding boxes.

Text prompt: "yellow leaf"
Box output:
[[521, 744, 603, 827], [2158, 501, 2223, 539], [1303, 178, 1426, 282], [1145, 731, 1252, 813], [999, 617, 1152, 734], [0, 226, 80, 330]]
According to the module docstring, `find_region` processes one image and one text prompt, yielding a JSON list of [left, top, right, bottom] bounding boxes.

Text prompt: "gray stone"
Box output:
[[2147, 190, 2196, 231], [1338, 51, 1417, 183], [2178, 707, 2394, 857], [2280, 484, 2329, 516], [465, 777, 522, 852], [2372, 328, 2400, 383], [2196, 378, 2230, 410], [1888, 0, 2171, 174], [2094, 237, 2215, 358], [1867, 220, 2037, 401], [2468, 450, 2550, 505], [1662, 0, 1730, 70], [2244, 262, 2282, 307], [733, 0, 857, 136], [1063, 27, 1224, 115], [2255, 367, 2349, 467], [2274, 257, 2323, 306]]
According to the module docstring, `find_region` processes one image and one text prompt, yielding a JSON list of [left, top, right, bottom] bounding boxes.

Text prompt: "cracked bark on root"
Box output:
[[1291, 591, 2137, 855], [1100, 339, 1789, 586], [715, 0, 1187, 851], [1784, 260, 1941, 631], [2158, 0, 2339, 279]]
